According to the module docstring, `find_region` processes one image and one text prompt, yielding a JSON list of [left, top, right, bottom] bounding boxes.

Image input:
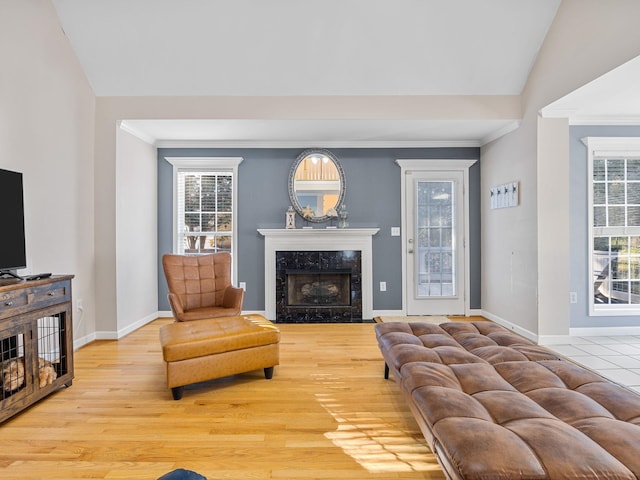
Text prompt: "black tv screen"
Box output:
[[0, 169, 27, 272]]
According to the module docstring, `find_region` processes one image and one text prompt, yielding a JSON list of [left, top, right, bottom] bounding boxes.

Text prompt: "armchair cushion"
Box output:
[[163, 253, 244, 321]]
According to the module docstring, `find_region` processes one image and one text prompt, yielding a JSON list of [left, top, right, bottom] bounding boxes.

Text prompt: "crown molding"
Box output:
[[154, 139, 482, 149], [569, 115, 640, 126], [539, 109, 640, 126], [480, 120, 521, 146], [118, 120, 155, 144]]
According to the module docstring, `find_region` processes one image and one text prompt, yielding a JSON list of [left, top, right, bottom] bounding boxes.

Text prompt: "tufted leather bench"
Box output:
[[159, 314, 280, 399], [376, 321, 640, 480]]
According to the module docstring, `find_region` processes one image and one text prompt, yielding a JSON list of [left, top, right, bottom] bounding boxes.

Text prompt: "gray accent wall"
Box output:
[[157, 147, 481, 316], [570, 126, 640, 328]]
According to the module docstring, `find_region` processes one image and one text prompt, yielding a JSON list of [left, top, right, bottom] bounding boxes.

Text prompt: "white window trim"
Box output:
[[585, 137, 640, 316], [165, 157, 243, 284]]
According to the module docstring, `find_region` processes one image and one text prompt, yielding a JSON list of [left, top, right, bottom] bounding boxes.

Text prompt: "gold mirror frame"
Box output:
[[288, 149, 345, 223]]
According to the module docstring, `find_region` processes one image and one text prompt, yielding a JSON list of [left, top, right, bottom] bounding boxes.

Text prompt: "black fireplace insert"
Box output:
[[275, 250, 362, 323]]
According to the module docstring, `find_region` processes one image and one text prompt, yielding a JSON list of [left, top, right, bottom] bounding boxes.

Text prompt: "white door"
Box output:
[[405, 170, 466, 315]]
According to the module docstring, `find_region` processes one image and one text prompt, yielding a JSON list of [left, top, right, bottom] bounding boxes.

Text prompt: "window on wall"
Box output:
[[165, 157, 242, 260], [178, 171, 233, 254], [587, 138, 640, 315]]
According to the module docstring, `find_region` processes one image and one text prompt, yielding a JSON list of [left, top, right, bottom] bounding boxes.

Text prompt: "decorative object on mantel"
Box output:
[[285, 206, 296, 229], [288, 148, 346, 223], [338, 204, 349, 228], [301, 205, 314, 220], [326, 207, 338, 228]]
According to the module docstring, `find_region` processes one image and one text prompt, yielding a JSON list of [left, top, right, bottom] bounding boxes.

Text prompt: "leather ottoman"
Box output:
[[159, 314, 280, 399]]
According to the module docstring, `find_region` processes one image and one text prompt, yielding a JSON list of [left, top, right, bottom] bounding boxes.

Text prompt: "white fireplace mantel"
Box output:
[[257, 228, 379, 320]]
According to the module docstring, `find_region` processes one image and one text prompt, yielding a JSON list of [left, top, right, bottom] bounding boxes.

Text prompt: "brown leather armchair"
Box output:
[[162, 252, 244, 322]]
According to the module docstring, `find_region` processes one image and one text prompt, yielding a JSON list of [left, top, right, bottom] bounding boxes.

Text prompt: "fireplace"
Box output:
[[276, 251, 362, 323], [258, 228, 379, 321], [286, 270, 351, 306]]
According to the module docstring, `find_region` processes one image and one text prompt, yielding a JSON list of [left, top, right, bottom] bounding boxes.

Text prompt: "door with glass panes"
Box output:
[[405, 170, 466, 315]]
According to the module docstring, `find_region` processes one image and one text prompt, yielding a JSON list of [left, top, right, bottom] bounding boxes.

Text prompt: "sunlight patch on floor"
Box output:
[[312, 377, 443, 475]]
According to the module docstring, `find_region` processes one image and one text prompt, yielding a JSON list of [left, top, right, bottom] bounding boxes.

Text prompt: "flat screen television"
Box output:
[[0, 168, 27, 276]]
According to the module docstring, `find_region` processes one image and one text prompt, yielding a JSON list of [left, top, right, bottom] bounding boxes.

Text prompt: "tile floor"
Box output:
[[548, 336, 640, 394]]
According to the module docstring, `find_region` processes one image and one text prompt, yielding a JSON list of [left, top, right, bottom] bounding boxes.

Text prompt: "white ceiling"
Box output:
[[542, 55, 640, 124], [51, 0, 638, 146]]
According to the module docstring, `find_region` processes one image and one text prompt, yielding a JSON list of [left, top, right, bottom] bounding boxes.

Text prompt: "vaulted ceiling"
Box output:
[[51, 1, 637, 146]]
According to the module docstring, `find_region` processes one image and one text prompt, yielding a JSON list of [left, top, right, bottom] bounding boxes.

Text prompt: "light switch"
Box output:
[[391, 227, 400, 236]]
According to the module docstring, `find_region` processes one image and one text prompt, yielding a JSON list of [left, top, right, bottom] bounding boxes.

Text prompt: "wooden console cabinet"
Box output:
[[0, 275, 74, 423]]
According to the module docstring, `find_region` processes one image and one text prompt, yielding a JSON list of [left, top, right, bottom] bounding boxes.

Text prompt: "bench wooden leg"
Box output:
[[171, 386, 184, 400], [264, 366, 274, 379]]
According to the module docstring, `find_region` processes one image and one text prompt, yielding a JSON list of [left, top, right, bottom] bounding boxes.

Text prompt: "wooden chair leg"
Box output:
[[264, 366, 274, 379], [384, 363, 389, 380]]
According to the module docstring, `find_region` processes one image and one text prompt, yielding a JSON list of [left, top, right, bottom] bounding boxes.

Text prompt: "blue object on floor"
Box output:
[[157, 468, 207, 480]]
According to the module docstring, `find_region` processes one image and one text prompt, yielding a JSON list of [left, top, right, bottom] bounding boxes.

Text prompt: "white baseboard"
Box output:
[[118, 312, 158, 338], [94, 331, 118, 341], [73, 332, 97, 350], [538, 334, 572, 346], [570, 326, 640, 337], [482, 311, 640, 345], [92, 312, 161, 342], [372, 310, 405, 317], [481, 310, 538, 343]]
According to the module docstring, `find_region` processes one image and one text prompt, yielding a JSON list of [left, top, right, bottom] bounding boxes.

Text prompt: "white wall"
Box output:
[[481, 114, 539, 336], [115, 127, 158, 337], [0, 0, 96, 347], [481, 0, 640, 338]]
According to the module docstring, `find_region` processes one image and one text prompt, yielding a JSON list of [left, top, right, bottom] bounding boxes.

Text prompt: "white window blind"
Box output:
[[177, 171, 233, 254], [165, 157, 242, 262]]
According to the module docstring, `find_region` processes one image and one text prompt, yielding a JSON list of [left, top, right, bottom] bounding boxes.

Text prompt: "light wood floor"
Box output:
[[0, 318, 449, 480]]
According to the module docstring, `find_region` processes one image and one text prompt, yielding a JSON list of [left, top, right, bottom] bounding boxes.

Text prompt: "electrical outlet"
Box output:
[[380, 281, 387, 292], [239, 282, 246, 291], [76, 299, 84, 313], [569, 292, 577, 304]]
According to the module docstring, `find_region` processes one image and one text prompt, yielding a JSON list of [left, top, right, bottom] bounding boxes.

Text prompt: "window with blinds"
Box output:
[[165, 157, 242, 262], [177, 171, 233, 254], [587, 138, 640, 315]]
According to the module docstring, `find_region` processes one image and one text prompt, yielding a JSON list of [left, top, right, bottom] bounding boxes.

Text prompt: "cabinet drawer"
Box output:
[[30, 281, 70, 307], [0, 280, 71, 320], [0, 290, 29, 315]]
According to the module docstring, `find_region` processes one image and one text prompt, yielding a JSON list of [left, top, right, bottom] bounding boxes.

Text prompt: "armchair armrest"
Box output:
[[167, 292, 186, 322], [223, 286, 244, 313]]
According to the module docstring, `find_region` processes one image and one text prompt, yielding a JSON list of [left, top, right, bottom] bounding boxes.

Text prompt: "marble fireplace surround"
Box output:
[[257, 228, 379, 321]]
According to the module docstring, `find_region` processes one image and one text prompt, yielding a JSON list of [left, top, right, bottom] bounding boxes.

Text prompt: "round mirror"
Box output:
[[288, 149, 345, 223]]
